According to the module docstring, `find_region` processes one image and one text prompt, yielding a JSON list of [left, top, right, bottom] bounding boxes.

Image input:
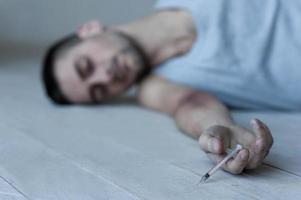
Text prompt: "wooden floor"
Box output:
[[0, 59, 301, 200]]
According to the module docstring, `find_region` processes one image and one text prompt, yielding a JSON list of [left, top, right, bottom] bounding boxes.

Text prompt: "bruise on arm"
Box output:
[[138, 75, 233, 139], [138, 75, 201, 114]]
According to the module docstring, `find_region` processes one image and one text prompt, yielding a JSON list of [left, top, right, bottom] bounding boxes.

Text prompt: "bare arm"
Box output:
[[139, 76, 233, 139], [138, 75, 273, 174]]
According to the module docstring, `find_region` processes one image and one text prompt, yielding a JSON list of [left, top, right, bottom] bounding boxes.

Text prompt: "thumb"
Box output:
[[199, 125, 231, 154]]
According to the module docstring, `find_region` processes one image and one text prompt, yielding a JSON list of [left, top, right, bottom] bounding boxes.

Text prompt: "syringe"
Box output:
[[200, 144, 243, 183]]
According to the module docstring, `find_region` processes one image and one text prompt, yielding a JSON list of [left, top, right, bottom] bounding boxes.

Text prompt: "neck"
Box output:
[[114, 10, 196, 67]]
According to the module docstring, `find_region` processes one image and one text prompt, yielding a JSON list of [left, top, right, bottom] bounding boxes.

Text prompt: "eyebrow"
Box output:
[[89, 84, 107, 103]]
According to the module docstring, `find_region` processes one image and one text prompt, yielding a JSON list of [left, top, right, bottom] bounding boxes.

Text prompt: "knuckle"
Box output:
[[207, 125, 230, 137]]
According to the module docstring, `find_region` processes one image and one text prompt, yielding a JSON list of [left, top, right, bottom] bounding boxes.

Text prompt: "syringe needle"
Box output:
[[200, 173, 210, 183], [200, 144, 242, 183]]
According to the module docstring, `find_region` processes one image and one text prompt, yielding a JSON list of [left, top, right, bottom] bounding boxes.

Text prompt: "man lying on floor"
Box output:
[[41, 0, 301, 175]]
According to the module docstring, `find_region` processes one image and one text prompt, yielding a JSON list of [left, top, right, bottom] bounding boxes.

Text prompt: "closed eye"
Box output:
[[75, 56, 94, 80]]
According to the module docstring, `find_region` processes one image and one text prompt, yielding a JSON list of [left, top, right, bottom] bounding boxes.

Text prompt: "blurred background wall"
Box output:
[[0, 0, 156, 63]]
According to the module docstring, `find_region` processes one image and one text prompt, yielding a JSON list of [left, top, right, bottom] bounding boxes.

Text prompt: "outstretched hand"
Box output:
[[198, 119, 273, 174]]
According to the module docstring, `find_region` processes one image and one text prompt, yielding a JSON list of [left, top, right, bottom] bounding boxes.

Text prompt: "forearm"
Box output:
[[140, 78, 274, 174], [139, 76, 235, 139], [173, 92, 234, 139]]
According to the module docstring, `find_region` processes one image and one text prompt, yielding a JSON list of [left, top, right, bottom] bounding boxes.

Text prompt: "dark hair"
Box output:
[[42, 31, 151, 105], [42, 34, 81, 104]]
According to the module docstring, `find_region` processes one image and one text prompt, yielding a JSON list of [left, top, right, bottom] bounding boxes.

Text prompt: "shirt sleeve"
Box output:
[[154, 0, 206, 36], [152, 0, 207, 80]]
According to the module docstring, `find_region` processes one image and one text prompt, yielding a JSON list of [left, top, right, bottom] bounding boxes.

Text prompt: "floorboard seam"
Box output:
[[262, 162, 301, 178], [0, 175, 30, 200], [68, 163, 143, 200]]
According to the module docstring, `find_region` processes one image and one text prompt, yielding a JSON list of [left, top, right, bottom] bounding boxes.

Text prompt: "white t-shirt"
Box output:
[[154, 0, 301, 110]]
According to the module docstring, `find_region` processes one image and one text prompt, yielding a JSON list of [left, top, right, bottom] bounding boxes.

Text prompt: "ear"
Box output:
[[76, 20, 105, 39]]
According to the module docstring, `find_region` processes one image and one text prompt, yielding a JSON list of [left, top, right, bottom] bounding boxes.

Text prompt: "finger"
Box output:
[[250, 119, 271, 154], [250, 118, 267, 139], [199, 135, 223, 154], [199, 126, 231, 154], [246, 119, 266, 169], [206, 149, 249, 174], [251, 119, 273, 145], [246, 138, 266, 169], [224, 149, 249, 174], [259, 121, 274, 149]]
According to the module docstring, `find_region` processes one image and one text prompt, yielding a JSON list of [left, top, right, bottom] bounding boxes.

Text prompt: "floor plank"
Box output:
[[0, 60, 301, 199]]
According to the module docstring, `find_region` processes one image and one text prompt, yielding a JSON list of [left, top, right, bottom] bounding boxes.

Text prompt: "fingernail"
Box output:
[[211, 138, 220, 152], [251, 119, 260, 129]]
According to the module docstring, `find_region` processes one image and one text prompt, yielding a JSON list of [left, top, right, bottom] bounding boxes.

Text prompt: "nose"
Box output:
[[87, 63, 113, 84]]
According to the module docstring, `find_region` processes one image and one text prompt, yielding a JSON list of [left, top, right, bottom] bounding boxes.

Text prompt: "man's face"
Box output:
[[54, 32, 143, 104]]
